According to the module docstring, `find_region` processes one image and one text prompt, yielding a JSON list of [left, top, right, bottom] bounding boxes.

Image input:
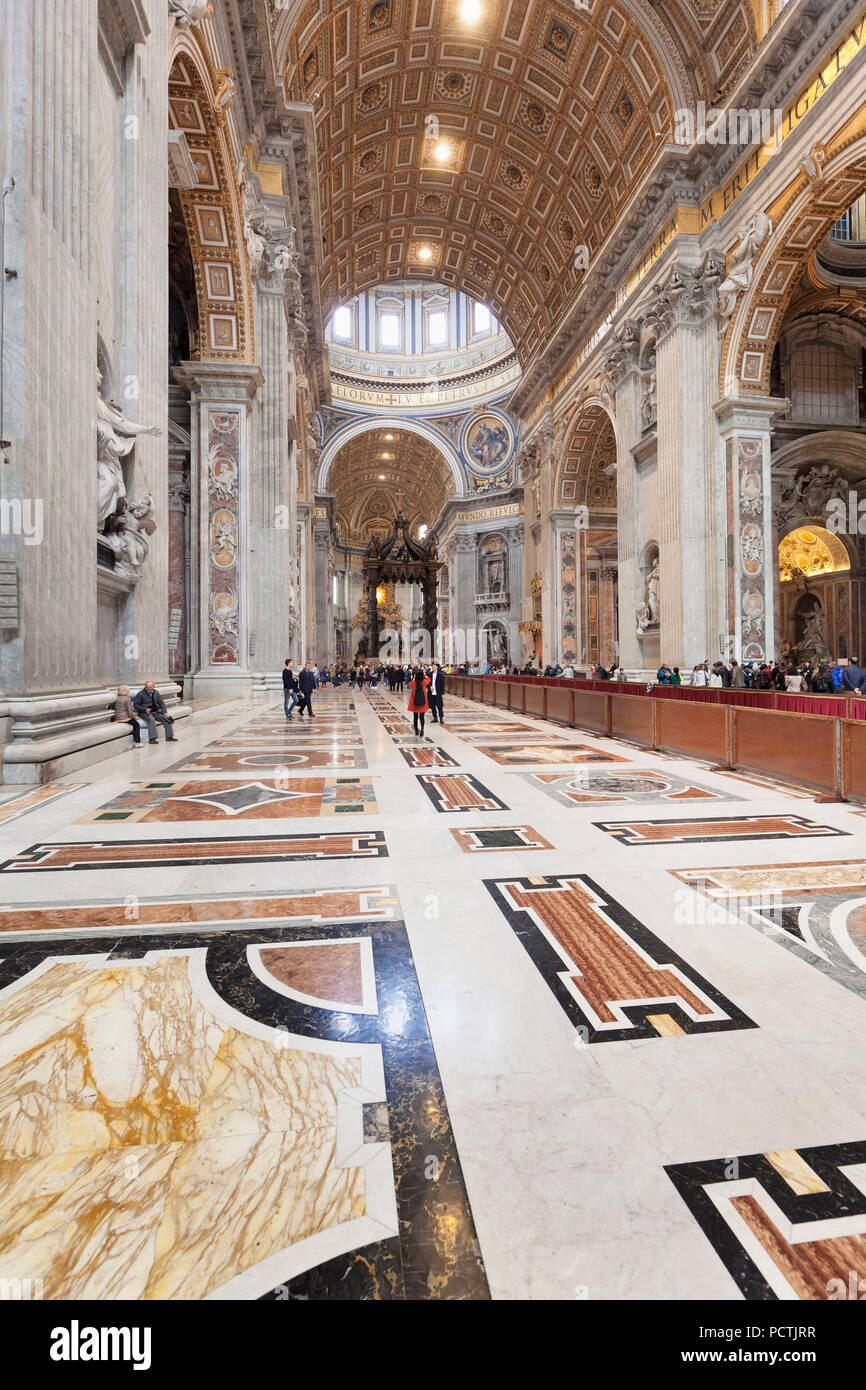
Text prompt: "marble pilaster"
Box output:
[[603, 326, 642, 669], [173, 361, 264, 700], [714, 395, 789, 664], [250, 258, 297, 677], [650, 256, 724, 666]]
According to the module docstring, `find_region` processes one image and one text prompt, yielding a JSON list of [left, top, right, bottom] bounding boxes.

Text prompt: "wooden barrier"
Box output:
[[610, 692, 654, 746], [445, 675, 860, 801], [842, 719, 866, 801], [546, 686, 573, 726], [523, 683, 547, 718], [656, 699, 726, 763], [571, 689, 609, 735], [731, 707, 838, 794]]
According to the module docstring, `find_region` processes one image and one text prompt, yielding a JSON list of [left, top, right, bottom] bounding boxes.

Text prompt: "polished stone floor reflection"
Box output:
[[0, 685, 865, 1300]]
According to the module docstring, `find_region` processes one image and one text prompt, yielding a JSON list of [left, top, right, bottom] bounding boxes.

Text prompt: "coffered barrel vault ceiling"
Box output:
[[327, 428, 456, 542], [278, 0, 758, 365]]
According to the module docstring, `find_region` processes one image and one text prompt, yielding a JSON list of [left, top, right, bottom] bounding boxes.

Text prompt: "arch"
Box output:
[[168, 33, 254, 362], [771, 429, 866, 480], [778, 523, 852, 581], [721, 133, 866, 396], [318, 415, 466, 497], [556, 399, 617, 509]]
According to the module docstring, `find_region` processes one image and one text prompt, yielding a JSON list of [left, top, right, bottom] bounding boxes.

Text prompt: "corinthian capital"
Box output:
[[648, 253, 726, 341]]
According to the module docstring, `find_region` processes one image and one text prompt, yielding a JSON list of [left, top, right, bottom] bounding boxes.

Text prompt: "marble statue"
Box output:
[[102, 495, 157, 580], [243, 194, 267, 270], [488, 557, 505, 592], [636, 557, 660, 633], [489, 626, 506, 662], [717, 212, 773, 331], [168, 0, 213, 27], [96, 372, 160, 528], [798, 604, 831, 662]]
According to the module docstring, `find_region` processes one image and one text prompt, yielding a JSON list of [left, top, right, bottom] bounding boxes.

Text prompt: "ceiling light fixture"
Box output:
[[378, 474, 386, 479], [384, 434, 394, 440], [433, 140, 452, 163], [417, 245, 433, 261], [459, 0, 481, 23]]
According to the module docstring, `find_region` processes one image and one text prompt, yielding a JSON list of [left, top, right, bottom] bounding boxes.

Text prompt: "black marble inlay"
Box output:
[[472, 829, 526, 848], [665, 1140, 866, 1301]]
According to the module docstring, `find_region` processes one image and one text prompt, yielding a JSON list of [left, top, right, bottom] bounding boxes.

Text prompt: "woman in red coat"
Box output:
[[407, 666, 431, 736]]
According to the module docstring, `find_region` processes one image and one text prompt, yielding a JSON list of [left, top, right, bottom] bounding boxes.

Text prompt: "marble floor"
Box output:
[[1, 686, 866, 1300]]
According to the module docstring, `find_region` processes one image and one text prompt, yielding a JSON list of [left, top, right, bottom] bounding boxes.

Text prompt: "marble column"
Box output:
[[504, 523, 524, 666], [173, 361, 264, 700], [313, 518, 335, 664], [600, 567, 618, 668], [714, 395, 789, 664], [0, 0, 179, 781], [550, 512, 580, 666], [167, 471, 190, 680], [250, 260, 296, 677], [603, 325, 643, 669], [452, 534, 479, 664], [648, 256, 724, 667]]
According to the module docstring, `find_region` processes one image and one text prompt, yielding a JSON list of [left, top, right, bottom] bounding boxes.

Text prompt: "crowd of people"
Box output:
[[281, 658, 447, 734], [651, 658, 866, 694], [447, 654, 866, 694]]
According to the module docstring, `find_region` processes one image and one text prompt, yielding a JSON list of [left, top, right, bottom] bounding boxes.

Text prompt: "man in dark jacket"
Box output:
[[282, 658, 298, 719], [297, 661, 316, 717], [842, 659, 866, 695], [133, 681, 177, 743], [429, 661, 445, 724]]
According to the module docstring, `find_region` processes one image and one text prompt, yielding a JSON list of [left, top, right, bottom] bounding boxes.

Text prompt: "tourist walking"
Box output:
[[282, 658, 299, 720], [408, 665, 431, 736], [429, 661, 445, 723], [297, 661, 316, 717]]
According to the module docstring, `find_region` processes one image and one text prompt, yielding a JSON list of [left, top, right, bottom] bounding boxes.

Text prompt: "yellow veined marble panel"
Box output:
[[0, 953, 369, 1299]]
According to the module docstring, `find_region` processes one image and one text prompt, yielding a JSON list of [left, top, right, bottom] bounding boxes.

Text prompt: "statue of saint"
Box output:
[[798, 604, 831, 661], [646, 556, 660, 625], [97, 371, 160, 528]]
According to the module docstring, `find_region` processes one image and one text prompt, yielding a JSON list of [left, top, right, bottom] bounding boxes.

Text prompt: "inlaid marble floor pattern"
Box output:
[[1, 685, 866, 1301]]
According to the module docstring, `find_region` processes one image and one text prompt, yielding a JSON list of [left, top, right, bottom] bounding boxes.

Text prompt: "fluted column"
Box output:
[[603, 325, 642, 668], [453, 533, 478, 663], [253, 274, 291, 671], [650, 255, 724, 666]]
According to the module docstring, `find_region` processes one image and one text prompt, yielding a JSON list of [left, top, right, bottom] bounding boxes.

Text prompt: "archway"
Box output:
[[318, 416, 465, 499], [721, 136, 866, 397], [778, 523, 852, 662]]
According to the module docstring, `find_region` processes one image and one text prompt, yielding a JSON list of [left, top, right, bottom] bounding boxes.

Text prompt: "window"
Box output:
[[830, 210, 853, 243], [473, 301, 492, 335], [332, 575, 339, 605], [332, 304, 352, 340], [427, 310, 447, 346], [379, 312, 401, 348], [418, 524, 428, 540]]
